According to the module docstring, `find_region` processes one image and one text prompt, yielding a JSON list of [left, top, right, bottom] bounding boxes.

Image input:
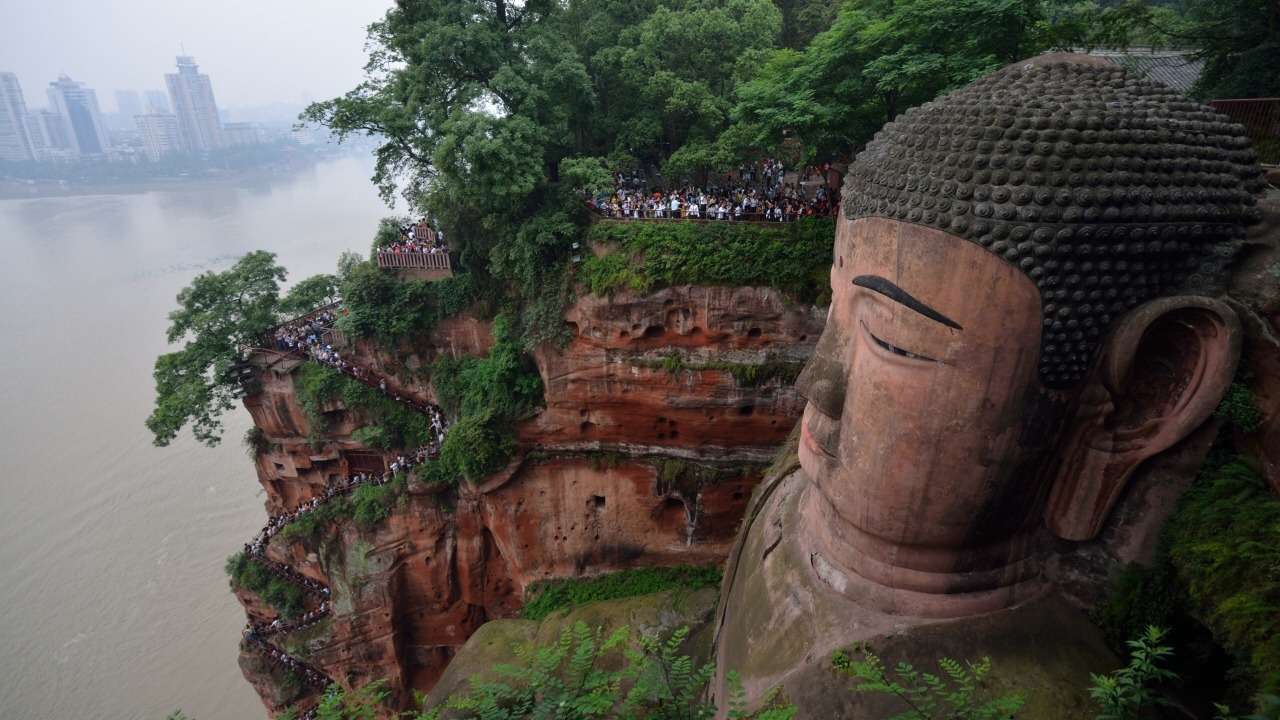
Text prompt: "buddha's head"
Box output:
[[794, 55, 1264, 616]]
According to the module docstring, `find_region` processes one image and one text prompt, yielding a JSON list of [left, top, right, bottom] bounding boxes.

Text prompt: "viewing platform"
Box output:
[[376, 250, 453, 280]]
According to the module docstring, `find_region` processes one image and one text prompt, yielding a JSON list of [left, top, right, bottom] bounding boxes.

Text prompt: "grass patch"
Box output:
[[581, 217, 834, 304], [520, 565, 723, 621], [225, 551, 308, 619]]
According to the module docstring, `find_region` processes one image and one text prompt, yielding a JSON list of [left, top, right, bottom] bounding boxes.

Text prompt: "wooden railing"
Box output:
[[376, 251, 452, 270], [1210, 98, 1280, 163]]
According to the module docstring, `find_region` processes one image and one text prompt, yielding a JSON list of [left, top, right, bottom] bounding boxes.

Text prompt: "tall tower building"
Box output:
[[165, 55, 222, 152], [0, 72, 35, 162], [26, 109, 72, 159], [114, 89, 144, 118], [135, 113, 183, 161], [46, 75, 111, 156], [144, 89, 171, 115]]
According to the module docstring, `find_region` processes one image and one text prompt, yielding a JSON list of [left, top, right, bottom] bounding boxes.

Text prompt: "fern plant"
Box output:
[[831, 645, 1024, 719], [617, 626, 714, 719], [724, 671, 797, 720], [1087, 625, 1177, 720]]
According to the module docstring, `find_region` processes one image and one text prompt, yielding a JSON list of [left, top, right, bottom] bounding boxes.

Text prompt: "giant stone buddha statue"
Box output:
[[711, 54, 1265, 715]]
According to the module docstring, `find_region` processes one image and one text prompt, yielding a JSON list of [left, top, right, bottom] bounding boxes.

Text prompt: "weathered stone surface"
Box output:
[[711, 465, 1116, 718], [530, 285, 823, 457]]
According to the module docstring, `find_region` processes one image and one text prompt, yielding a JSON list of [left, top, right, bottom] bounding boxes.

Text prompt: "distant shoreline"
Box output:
[[0, 153, 362, 200]]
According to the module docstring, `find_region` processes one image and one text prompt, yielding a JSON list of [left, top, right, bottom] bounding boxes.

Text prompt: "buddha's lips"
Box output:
[[801, 415, 837, 460]]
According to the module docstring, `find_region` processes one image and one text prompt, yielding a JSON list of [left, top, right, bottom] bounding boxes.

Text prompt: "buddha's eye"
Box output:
[[862, 321, 938, 363]]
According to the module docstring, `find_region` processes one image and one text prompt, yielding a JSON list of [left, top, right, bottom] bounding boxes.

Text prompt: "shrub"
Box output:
[[426, 623, 717, 720], [225, 551, 308, 619], [1165, 459, 1280, 696], [243, 426, 270, 458], [293, 362, 435, 451], [1215, 382, 1264, 434], [581, 218, 834, 303], [338, 260, 477, 345], [428, 314, 544, 485], [520, 566, 723, 621], [1088, 626, 1177, 720], [436, 409, 515, 484]]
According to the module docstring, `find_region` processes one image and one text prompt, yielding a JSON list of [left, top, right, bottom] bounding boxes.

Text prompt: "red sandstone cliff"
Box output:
[[234, 285, 823, 712]]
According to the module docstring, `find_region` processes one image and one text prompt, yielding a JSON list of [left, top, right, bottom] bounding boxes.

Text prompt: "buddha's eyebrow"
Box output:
[[852, 275, 963, 331]]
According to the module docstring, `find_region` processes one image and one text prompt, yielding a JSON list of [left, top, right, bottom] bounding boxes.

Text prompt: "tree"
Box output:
[[279, 274, 340, 317], [723, 0, 1061, 163], [303, 0, 784, 346], [146, 251, 286, 447]]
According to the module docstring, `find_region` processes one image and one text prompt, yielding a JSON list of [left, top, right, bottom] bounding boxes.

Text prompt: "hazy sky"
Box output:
[[0, 0, 393, 112]]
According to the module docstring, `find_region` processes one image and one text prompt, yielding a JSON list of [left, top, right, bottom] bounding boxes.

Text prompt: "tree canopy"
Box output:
[[146, 251, 286, 447]]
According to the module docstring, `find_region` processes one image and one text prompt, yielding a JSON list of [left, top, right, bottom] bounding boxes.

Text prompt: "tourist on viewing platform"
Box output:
[[386, 217, 449, 255], [589, 157, 834, 222]]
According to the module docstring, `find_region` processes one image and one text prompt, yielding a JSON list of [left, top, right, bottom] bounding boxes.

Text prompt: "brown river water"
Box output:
[[0, 156, 388, 720]]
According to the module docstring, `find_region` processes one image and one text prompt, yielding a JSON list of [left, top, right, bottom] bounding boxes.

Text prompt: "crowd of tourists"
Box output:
[[251, 301, 461, 710], [271, 309, 338, 355], [251, 601, 332, 640], [242, 627, 331, 689], [589, 159, 836, 222], [384, 220, 448, 255], [270, 307, 448, 419]]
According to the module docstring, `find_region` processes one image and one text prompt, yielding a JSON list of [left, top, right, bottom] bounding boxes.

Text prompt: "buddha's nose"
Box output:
[[795, 330, 847, 420]]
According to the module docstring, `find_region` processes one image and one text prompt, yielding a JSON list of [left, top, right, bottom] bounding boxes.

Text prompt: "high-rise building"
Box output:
[[114, 89, 144, 118], [144, 89, 171, 115], [165, 55, 222, 152], [221, 121, 265, 147], [26, 108, 72, 159], [46, 75, 111, 156], [0, 72, 35, 162], [135, 113, 183, 161]]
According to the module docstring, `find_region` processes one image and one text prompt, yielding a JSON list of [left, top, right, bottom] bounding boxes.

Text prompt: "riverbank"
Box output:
[[0, 151, 361, 199]]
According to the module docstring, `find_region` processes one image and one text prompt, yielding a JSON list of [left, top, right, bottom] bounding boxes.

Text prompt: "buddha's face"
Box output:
[[796, 216, 1051, 572]]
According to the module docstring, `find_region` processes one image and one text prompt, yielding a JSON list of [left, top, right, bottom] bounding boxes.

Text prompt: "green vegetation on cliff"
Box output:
[[426, 315, 544, 485], [277, 473, 410, 542], [225, 552, 307, 619], [336, 261, 478, 346], [634, 350, 806, 389], [293, 362, 436, 451], [147, 251, 286, 447], [581, 218, 833, 303], [520, 566, 723, 621], [1097, 456, 1280, 708]]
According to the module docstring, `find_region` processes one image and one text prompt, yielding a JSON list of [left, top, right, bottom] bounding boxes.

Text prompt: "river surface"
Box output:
[[0, 156, 390, 720]]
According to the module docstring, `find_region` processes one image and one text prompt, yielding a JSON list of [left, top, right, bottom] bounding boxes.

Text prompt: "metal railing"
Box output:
[[1209, 98, 1280, 164], [376, 251, 452, 271]]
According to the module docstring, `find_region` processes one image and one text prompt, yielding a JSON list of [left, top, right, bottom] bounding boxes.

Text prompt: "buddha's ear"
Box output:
[[1044, 296, 1242, 541]]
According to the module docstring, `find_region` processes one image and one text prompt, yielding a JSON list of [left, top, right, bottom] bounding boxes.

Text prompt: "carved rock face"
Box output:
[[785, 54, 1258, 617], [795, 215, 1050, 615], [842, 55, 1265, 387]]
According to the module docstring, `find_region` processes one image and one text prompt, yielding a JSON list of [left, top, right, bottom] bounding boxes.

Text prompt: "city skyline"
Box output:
[[0, 55, 305, 163], [1, 1, 391, 109]]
